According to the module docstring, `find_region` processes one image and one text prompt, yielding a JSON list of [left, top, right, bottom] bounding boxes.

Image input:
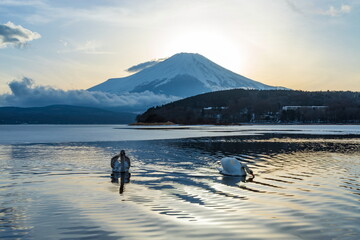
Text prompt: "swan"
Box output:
[[218, 157, 254, 177]]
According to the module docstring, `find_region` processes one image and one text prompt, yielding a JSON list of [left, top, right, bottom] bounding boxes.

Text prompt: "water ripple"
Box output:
[[1, 134, 360, 239]]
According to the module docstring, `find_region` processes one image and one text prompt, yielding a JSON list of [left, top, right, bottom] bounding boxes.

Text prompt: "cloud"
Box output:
[[126, 59, 165, 73], [320, 4, 352, 17], [285, 1, 353, 17], [0, 0, 44, 7], [0, 21, 41, 48], [0, 78, 179, 109], [285, 0, 305, 15], [58, 39, 114, 55]]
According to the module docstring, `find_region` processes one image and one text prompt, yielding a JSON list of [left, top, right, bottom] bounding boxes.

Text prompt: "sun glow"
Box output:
[[159, 30, 248, 74]]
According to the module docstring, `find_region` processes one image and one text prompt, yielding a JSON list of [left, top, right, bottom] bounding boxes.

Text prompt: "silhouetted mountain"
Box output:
[[137, 89, 360, 124], [89, 53, 285, 98], [0, 105, 136, 124]]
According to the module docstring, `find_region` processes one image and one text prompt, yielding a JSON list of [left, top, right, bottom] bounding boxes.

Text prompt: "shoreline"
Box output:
[[130, 122, 360, 126]]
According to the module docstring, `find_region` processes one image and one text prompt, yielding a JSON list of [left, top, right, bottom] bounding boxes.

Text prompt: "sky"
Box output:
[[0, 0, 360, 98]]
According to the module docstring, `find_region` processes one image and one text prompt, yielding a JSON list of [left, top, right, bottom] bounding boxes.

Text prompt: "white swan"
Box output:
[[218, 157, 254, 177]]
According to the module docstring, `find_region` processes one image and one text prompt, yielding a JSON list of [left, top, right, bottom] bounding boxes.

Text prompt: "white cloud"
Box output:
[[340, 4, 352, 13], [20, 1, 135, 25], [0, 21, 41, 48], [0, 78, 179, 109], [285, 0, 305, 15], [126, 58, 165, 73], [0, 0, 44, 7], [57, 39, 113, 54], [321, 4, 352, 17]]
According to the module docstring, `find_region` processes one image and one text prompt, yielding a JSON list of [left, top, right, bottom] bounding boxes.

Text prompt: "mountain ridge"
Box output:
[[0, 105, 136, 124]]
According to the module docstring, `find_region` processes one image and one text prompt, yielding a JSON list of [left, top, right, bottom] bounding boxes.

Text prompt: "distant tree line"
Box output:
[[0, 105, 136, 124], [137, 90, 360, 124]]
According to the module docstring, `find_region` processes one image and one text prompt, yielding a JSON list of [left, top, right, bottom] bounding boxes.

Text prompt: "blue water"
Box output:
[[0, 125, 359, 239]]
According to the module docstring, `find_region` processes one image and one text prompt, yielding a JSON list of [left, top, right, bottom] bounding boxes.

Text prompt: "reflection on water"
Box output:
[[0, 134, 360, 239], [221, 175, 254, 186], [111, 172, 131, 194]]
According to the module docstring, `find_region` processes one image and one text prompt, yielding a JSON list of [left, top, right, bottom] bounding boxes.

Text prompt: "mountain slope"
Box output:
[[136, 89, 360, 124], [0, 105, 136, 124], [88, 53, 283, 97]]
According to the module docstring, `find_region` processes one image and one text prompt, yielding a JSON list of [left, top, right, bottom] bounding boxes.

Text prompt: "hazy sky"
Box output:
[[1, 0, 359, 94]]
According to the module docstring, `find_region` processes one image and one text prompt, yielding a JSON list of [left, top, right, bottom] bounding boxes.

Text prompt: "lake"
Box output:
[[0, 125, 359, 239]]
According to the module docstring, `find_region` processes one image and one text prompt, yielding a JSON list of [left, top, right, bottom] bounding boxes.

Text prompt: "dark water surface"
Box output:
[[1, 133, 359, 239]]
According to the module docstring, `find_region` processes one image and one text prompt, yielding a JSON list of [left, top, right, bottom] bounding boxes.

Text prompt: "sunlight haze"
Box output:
[[0, 0, 359, 93]]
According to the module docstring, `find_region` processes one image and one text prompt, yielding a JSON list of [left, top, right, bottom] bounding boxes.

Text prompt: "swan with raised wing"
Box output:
[[218, 157, 254, 177]]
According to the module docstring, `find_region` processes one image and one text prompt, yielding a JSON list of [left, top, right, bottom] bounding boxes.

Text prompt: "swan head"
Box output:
[[120, 150, 125, 157]]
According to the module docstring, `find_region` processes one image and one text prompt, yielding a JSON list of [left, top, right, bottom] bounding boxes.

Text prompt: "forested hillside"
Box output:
[[0, 105, 136, 124], [137, 90, 360, 124]]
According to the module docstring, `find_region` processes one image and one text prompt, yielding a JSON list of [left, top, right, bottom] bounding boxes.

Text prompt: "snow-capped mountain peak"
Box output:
[[88, 53, 284, 97]]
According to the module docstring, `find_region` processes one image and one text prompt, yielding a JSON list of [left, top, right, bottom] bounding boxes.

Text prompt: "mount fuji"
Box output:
[[88, 53, 284, 98]]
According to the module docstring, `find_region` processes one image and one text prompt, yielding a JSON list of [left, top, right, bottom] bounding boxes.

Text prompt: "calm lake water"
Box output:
[[0, 125, 359, 239]]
